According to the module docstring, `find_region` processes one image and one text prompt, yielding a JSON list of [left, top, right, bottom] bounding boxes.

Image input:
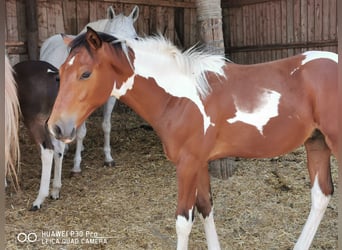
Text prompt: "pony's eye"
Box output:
[[80, 71, 91, 80]]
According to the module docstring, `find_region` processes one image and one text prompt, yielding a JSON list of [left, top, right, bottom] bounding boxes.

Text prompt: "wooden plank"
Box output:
[[189, 7, 197, 46], [167, 7, 175, 41], [76, 0, 89, 32], [242, 5, 248, 46], [300, 0, 308, 43], [222, 0, 282, 8], [329, 0, 337, 40], [62, 0, 77, 34], [104, 0, 196, 9], [314, 0, 323, 41], [322, 0, 330, 41], [226, 40, 337, 52], [156, 6, 165, 34], [287, 0, 294, 55], [307, 0, 315, 42], [293, 0, 300, 42]]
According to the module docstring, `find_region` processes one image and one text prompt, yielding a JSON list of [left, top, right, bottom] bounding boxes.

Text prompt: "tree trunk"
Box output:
[[196, 0, 236, 180]]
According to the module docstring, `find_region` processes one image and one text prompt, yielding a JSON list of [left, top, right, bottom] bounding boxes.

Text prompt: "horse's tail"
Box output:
[[5, 54, 20, 190]]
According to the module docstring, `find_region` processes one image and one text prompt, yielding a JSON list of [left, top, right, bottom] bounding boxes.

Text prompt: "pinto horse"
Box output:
[[40, 5, 139, 173], [5, 54, 20, 189], [47, 28, 338, 249]]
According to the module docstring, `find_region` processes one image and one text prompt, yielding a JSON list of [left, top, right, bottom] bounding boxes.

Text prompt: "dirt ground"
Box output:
[[5, 105, 338, 249]]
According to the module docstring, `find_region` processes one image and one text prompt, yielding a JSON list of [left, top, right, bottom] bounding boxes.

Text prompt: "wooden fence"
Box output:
[[222, 0, 337, 63], [5, 0, 197, 64], [6, 0, 338, 64]]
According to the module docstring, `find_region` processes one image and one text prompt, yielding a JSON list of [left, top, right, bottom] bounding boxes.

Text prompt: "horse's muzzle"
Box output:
[[48, 120, 76, 143]]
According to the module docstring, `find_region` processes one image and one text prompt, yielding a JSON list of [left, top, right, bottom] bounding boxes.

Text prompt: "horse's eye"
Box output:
[[80, 71, 91, 80]]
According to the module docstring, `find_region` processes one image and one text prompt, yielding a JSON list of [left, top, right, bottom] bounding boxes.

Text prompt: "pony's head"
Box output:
[[48, 27, 134, 142], [83, 5, 139, 39]]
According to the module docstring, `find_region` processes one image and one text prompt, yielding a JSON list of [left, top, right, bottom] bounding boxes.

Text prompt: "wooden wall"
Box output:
[[5, 0, 197, 64], [6, 0, 338, 65], [222, 0, 338, 64]]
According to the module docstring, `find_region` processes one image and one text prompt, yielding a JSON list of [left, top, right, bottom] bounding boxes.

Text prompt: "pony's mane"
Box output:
[[126, 36, 227, 98], [70, 32, 227, 98], [69, 32, 119, 55]]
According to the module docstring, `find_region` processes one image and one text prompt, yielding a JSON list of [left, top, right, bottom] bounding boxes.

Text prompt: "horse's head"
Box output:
[[85, 5, 139, 40], [48, 27, 134, 143], [106, 5, 139, 39]]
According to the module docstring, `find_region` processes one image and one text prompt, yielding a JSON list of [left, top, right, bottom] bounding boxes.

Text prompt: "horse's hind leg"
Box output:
[[31, 144, 54, 211], [294, 130, 333, 250], [50, 137, 65, 200], [102, 97, 116, 167]]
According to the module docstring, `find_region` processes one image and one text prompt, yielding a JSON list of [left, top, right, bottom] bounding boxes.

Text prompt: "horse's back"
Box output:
[[14, 61, 59, 120], [40, 34, 71, 68]]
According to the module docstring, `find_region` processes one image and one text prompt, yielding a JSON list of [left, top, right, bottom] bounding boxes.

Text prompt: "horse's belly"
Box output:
[[210, 114, 315, 159]]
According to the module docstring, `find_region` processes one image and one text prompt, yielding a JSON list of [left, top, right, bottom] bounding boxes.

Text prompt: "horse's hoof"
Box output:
[[70, 171, 82, 178], [104, 161, 115, 167], [29, 205, 41, 211], [50, 195, 60, 200]]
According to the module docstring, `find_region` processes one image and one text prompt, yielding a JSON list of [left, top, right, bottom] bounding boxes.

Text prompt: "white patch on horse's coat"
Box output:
[[227, 89, 281, 135], [47, 68, 58, 74], [111, 74, 136, 98], [176, 207, 194, 250], [124, 37, 226, 133], [294, 175, 331, 249], [302, 51, 338, 65], [200, 209, 220, 249], [68, 56, 76, 66]]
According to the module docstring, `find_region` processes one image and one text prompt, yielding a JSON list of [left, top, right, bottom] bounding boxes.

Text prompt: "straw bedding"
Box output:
[[6, 105, 337, 249]]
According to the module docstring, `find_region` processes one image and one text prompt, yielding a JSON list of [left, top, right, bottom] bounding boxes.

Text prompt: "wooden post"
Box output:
[[196, 0, 236, 179], [196, 0, 225, 54], [25, 0, 38, 60]]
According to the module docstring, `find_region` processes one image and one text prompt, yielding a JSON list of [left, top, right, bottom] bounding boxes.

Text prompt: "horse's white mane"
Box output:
[[124, 36, 227, 98]]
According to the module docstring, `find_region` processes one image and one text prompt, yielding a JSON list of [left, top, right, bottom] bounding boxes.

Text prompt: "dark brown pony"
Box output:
[[14, 61, 65, 210], [48, 28, 338, 249]]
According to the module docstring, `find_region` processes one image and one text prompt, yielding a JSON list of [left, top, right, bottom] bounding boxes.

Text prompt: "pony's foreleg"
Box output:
[[71, 122, 86, 174], [50, 138, 65, 199], [175, 157, 201, 250], [31, 145, 54, 211], [294, 132, 333, 249], [196, 166, 220, 250], [102, 97, 116, 167]]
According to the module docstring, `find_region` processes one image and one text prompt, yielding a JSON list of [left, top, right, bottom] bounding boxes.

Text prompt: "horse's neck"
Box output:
[[119, 76, 172, 130]]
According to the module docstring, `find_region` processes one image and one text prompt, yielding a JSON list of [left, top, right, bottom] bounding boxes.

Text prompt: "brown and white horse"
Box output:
[[47, 28, 338, 250], [5, 54, 20, 189]]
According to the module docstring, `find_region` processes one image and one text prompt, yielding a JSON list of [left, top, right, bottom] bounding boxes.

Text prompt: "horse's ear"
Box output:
[[86, 27, 102, 50], [61, 34, 73, 45], [129, 5, 139, 22], [107, 6, 115, 19]]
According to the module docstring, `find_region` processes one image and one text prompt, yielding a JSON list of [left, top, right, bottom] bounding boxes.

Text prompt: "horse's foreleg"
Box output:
[[196, 166, 220, 250], [175, 157, 201, 250], [51, 138, 65, 200], [102, 97, 116, 167], [71, 122, 86, 174], [31, 145, 54, 211], [295, 131, 333, 249]]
